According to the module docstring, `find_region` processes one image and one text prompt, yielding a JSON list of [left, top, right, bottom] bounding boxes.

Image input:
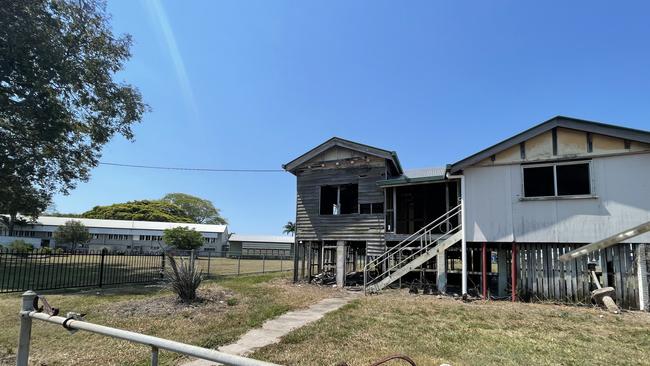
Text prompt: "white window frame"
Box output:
[[521, 160, 595, 200]]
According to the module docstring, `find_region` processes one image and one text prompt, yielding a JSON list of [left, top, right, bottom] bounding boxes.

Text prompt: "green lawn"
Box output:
[[0, 272, 334, 365], [253, 290, 650, 366]]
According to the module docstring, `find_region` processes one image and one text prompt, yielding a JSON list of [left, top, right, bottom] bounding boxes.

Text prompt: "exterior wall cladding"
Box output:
[[464, 153, 650, 244], [295, 155, 387, 256]]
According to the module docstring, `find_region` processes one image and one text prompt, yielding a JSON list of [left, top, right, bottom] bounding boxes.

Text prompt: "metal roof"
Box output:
[[377, 166, 448, 187], [450, 116, 650, 173], [28, 216, 227, 233], [282, 137, 403, 175], [228, 234, 295, 243]]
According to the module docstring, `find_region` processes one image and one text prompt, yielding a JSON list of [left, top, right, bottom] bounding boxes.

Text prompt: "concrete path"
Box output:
[[182, 295, 357, 366]]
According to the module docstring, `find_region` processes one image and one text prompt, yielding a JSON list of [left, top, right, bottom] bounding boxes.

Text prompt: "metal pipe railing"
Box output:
[[17, 291, 281, 366]]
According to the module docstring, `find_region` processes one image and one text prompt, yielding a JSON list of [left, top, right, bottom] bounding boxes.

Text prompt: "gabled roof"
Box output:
[[282, 137, 403, 175], [450, 116, 650, 173], [377, 167, 447, 187]]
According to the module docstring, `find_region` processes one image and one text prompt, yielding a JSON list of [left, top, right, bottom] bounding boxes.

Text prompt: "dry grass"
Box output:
[[253, 289, 650, 366], [0, 273, 336, 365], [192, 256, 290, 276]]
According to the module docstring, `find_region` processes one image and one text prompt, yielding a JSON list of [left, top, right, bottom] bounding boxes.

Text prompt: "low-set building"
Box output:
[[227, 234, 294, 257], [0, 216, 229, 253], [284, 116, 650, 310]]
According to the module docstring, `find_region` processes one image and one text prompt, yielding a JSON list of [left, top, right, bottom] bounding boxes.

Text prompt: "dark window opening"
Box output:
[[523, 166, 555, 197], [320, 185, 338, 215], [360, 203, 371, 214], [523, 162, 591, 198], [371, 202, 383, 214], [320, 184, 358, 215], [339, 184, 358, 214], [557, 163, 590, 196]]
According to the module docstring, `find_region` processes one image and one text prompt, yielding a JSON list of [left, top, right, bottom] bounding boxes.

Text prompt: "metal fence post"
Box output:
[[17, 290, 36, 366], [160, 252, 166, 279], [262, 255, 266, 273], [280, 257, 283, 272], [237, 256, 241, 276], [98, 249, 106, 288], [151, 346, 159, 366]]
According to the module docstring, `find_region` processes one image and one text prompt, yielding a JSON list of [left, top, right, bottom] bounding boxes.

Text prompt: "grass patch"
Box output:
[[0, 272, 335, 365], [253, 290, 650, 366]]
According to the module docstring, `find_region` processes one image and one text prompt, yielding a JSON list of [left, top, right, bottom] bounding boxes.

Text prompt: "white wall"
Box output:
[[464, 153, 650, 243]]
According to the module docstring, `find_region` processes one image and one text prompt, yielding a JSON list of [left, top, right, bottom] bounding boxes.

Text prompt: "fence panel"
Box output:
[[0, 250, 165, 293], [0, 248, 294, 293]]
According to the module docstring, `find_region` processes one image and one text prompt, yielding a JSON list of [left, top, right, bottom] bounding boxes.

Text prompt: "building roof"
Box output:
[[450, 116, 650, 173], [282, 137, 403, 175], [228, 234, 294, 243], [377, 167, 448, 187], [29, 216, 227, 233]]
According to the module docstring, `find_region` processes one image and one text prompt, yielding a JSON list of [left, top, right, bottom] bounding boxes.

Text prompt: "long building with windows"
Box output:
[[0, 216, 229, 253]]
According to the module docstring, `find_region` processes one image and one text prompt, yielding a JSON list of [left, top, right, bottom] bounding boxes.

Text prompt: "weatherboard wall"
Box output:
[[464, 153, 650, 243], [294, 158, 387, 256]]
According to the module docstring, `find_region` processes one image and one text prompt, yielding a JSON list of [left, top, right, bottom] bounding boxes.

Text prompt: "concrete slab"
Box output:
[[181, 294, 357, 366]]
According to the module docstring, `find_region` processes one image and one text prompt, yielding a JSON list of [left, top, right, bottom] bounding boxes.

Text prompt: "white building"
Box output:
[[0, 216, 229, 253]]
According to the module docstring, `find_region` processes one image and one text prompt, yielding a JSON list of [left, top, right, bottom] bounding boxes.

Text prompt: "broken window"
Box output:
[[557, 163, 591, 195], [523, 166, 555, 197], [320, 184, 358, 215], [523, 162, 591, 198]]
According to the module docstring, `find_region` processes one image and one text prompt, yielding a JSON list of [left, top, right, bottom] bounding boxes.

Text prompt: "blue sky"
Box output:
[[53, 0, 650, 234]]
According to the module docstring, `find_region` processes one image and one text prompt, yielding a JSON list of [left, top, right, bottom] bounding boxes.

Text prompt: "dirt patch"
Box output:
[[103, 286, 236, 317]]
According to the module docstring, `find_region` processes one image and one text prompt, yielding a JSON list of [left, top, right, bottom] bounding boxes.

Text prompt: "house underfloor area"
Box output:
[[295, 240, 650, 310]]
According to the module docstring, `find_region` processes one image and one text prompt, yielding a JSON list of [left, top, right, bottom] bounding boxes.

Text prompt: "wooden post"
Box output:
[[497, 245, 508, 297], [511, 242, 517, 302], [336, 241, 345, 287], [482, 242, 488, 299], [436, 248, 446, 294], [638, 243, 648, 311]]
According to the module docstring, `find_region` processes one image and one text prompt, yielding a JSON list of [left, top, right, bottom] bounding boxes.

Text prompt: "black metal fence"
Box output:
[[0, 249, 293, 293]]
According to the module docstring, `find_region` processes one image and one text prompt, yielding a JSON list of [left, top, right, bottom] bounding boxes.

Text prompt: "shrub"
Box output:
[[9, 240, 34, 253], [54, 248, 65, 254], [165, 254, 202, 302], [38, 247, 52, 254], [163, 226, 203, 250]]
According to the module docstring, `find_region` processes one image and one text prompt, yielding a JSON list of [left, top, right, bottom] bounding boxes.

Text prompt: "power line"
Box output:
[[99, 162, 284, 173]]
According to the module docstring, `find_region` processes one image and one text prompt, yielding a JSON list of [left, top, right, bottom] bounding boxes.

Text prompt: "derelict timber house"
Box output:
[[283, 116, 650, 311]]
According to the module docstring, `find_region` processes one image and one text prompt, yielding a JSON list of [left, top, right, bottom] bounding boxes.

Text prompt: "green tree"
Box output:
[[0, 0, 147, 230], [161, 193, 227, 225], [0, 182, 49, 236], [163, 227, 204, 250], [82, 200, 193, 222], [53, 220, 91, 251], [283, 221, 296, 236]]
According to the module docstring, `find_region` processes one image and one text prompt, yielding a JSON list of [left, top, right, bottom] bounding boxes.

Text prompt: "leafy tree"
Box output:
[[53, 220, 91, 251], [161, 193, 227, 225], [283, 221, 296, 236], [0, 0, 147, 230], [82, 200, 193, 222], [0, 182, 49, 236], [163, 226, 204, 250]]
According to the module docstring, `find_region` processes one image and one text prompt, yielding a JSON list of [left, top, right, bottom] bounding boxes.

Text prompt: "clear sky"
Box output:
[[52, 0, 650, 234]]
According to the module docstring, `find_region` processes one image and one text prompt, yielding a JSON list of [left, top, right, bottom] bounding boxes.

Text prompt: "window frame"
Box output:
[[521, 160, 595, 200], [319, 183, 359, 216]]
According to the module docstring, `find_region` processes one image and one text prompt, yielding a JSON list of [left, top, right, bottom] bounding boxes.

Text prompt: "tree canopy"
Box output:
[[0, 0, 146, 228], [53, 220, 91, 250], [82, 200, 193, 223], [283, 221, 296, 236], [163, 226, 204, 250], [161, 193, 227, 225]]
